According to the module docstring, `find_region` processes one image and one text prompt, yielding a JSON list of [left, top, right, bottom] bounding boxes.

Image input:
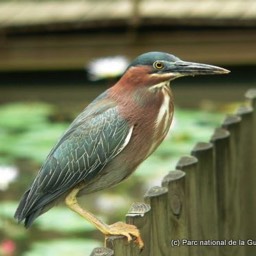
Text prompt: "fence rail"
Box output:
[[90, 88, 256, 256]]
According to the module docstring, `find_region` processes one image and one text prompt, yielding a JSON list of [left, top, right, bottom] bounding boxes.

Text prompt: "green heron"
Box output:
[[15, 52, 229, 248]]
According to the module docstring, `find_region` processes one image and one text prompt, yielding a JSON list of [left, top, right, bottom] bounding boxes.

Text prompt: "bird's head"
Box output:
[[118, 51, 230, 89]]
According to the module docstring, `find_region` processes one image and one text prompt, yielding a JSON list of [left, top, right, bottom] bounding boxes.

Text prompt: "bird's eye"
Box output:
[[153, 61, 164, 70]]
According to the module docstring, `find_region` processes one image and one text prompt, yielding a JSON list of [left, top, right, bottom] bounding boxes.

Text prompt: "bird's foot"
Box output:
[[105, 221, 144, 249]]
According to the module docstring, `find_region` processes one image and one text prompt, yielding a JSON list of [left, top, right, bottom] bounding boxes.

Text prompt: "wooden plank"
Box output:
[[191, 142, 219, 256], [210, 128, 231, 255], [90, 247, 114, 256], [144, 186, 169, 256], [236, 104, 255, 256], [176, 156, 200, 256], [220, 115, 244, 256], [126, 202, 151, 256], [0, 0, 255, 30], [162, 170, 188, 256], [1, 29, 256, 71]]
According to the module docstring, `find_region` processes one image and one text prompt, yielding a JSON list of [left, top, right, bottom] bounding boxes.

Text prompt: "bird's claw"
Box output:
[[105, 221, 144, 249]]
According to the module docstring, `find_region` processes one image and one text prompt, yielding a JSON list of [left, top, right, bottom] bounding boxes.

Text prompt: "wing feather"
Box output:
[[15, 102, 133, 224]]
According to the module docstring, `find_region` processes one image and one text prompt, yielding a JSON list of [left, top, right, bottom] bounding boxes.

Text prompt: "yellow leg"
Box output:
[[65, 185, 144, 249]]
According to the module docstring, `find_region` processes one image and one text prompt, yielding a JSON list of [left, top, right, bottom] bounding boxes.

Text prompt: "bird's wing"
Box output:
[[15, 99, 133, 222], [38, 107, 132, 193]]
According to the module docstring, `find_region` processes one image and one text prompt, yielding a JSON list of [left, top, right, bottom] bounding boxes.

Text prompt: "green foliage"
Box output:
[[0, 201, 17, 219], [0, 201, 27, 239], [0, 103, 53, 131], [0, 102, 68, 164]]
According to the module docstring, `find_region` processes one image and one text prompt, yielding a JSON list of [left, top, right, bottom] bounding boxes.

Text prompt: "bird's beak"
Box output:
[[171, 60, 230, 77]]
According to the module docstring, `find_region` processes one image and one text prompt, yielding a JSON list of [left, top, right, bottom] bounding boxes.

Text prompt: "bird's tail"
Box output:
[[14, 189, 41, 228], [15, 188, 66, 228]]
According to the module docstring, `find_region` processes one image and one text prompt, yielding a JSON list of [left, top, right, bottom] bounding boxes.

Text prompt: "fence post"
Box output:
[[126, 202, 151, 256], [191, 142, 219, 256], [210, 127, 232, 256], [105, 235, 133, 255], [220, 115, 243, 256], [237, 91, 256, 256], [176, 156, 201, 256], [162, 170, 188, 256], [144, 186, 169, 256]]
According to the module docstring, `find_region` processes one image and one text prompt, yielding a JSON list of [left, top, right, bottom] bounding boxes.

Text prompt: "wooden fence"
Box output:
[[90, 89, 256, 256]]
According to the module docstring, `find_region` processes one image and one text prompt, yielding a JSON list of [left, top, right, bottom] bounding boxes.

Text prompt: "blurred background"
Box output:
[[0, 0, 255, 255]]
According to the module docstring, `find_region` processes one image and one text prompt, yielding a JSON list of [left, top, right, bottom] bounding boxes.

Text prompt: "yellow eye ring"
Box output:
[[153, 61, 164, 70]]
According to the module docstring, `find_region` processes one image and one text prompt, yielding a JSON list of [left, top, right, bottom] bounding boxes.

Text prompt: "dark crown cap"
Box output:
[[128, 52, 180, 68]]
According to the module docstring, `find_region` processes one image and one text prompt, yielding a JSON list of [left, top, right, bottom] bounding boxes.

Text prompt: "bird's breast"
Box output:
[[110, 82, 174, 165]]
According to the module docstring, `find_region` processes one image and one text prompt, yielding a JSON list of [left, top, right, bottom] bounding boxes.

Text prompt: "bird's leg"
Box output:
[[65, 185, 144, 249]]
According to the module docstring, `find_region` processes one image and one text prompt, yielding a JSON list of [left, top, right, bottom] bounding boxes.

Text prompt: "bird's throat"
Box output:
[[148, 81, 171, 93]]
